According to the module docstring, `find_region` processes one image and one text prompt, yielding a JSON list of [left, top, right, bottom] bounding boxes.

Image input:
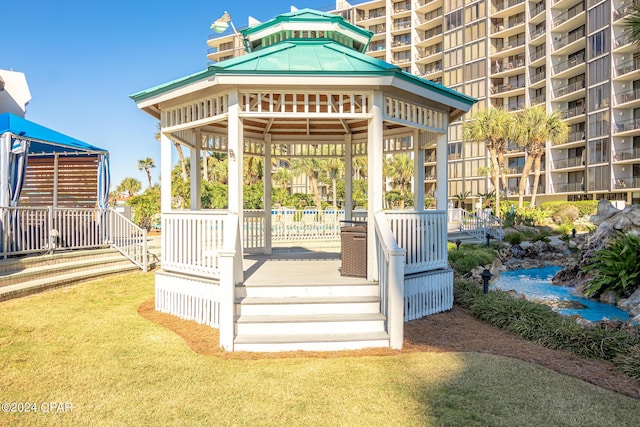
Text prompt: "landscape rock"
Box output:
[[590, 199, 622, 225], [618, 288, 640, 311], [599, 291, 617, 305]]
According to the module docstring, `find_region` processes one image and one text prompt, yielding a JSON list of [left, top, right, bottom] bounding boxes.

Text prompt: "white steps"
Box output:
[[233, 280, 389, 352], [0, 245, 156, 302]]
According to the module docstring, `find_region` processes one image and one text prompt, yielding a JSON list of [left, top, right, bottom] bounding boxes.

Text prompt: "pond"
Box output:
[[492, 266, 631, 322]]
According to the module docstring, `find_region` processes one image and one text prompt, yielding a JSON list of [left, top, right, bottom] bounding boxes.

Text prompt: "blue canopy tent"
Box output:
[[0, 112, 110, 208]]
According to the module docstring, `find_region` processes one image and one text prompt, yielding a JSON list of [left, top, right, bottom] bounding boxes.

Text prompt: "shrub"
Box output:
[[529, 230, 551, 243], [583, 231, 640, 298], [539, 200, 598, 219], [454, 279, 640, 380], [552, 204, 579, 224], [448, 244, 497, 275], [504, 231, 523, 245]]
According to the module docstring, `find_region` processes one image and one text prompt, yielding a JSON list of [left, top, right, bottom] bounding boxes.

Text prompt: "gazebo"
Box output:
[[131, 9, 475, 352]]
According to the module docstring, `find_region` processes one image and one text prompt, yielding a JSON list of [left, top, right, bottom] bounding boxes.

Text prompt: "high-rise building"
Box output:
[[207, 0, 640, 207]]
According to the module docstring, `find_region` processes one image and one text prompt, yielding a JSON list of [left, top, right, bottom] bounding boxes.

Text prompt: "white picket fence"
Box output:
[[0, 207, 148, 271]]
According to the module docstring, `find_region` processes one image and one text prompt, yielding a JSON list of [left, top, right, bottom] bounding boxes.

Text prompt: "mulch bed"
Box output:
[[138, 300, 640, 400]]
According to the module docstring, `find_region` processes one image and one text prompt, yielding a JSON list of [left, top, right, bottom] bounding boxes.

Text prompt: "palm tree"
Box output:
[[272, 168, 291, 192], [625, 5, 640, 45], [117, 177, 141, 197], [137, 157, 156, 189], [155, 124, 188, 182], [290, 157, 323, 212], [463, 107, 513, 218], [453, 191, 471, 209], [513, 106, 569, 208], [383, 154, 413, 209], [319, 157, 344, 212]]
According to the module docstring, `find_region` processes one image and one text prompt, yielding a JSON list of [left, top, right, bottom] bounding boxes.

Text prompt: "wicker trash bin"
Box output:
[[340, 225, 367, 277]]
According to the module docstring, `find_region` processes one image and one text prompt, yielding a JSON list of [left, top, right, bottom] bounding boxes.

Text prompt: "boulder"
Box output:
[[590, 199, 622, 225], [618, 287, 640, 311], [599, 291, 617, 305]]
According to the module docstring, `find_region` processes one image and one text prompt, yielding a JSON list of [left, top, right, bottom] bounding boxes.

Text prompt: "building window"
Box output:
[[589, 84, 610, 110], [588, 112, 610, 138], [588, 2, 610, 33], [588, 138, 610, 164], [445, 10, 463, 31], [589, 29, 609, 59]]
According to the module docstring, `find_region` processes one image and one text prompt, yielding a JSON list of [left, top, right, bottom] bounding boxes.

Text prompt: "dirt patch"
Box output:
[[138, 300, 640, 399]]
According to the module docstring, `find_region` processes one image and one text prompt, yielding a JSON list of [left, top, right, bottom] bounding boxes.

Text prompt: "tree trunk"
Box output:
[[203, 152, 209, 181], [488, 147, 501, 218], [175, 143, 188, 182], [332, 177, 337, 212], [308, 175, 323, 212], [518, 153, 536, 208], [497, 150, 508, 196], [145, 169, 152, 189], [530, 154, 542, 207]]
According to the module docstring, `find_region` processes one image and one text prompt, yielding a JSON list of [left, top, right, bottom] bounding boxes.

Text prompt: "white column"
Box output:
[[413, 130, 425, 211], [435, 126, 449, 210], [344, 134, 353, 221], [264, 134, 272, 254], [160, 133, 173, 213], [0, 133, 10, 207], [227, 88, 244, 279], [190, 130, 201, 210], [367, 90, 384, 281]]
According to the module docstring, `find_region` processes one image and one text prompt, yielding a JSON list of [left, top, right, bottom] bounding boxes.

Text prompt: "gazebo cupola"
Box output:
[[241, 9, 372, 54]]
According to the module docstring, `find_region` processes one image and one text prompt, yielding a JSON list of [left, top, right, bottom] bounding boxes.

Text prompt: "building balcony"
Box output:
[[553, 79, 586, 100], [552, 27, 585, 52], [614, 176, 640, 190], [616, 87, 640, 106], [530, 70, 546, 85], [531, 94, 546, 105], [552, 3, 585, 30], [558, 104, 585, 120], [614, 117, 640, 133], [616, 57, 640, 77], [367, 43, 386, 53], [493, 37, 526, 55], [553, 53, 585, 76], [555, 182, 584, 193], [613, 146, 640, 162], [493, 0, 525, 15], [529, 26, 546, 42], [356, 11, 386, 23], [492, 55, 525, 74], [415, 8, 442, 29], [613, 0, 636, 22], [416, 43, 443, 60], [530, 2, 545, 20], [415, 26, 443, 45], [553, 157, 584, 169], [490, 79, 525, 95], [392, 21, 412, 32], [530, 48, 546, 64], [567, 130, 586, 143], [393, 3, 412, 14]]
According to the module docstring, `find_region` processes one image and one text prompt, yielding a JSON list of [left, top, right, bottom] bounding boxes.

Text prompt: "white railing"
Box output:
[[375, 210, 454, 332], [457, 209, 503, 242], [161, 211, 226, 279], [0, 206, 149, 270], [374, 211, 406, 350], [106, 209, 148, 272], [385, 210, 448, 273], [241, 208, 369, 249]]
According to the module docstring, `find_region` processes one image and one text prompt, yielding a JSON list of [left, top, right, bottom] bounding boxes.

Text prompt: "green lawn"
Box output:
[[1, 272, 639, 426]]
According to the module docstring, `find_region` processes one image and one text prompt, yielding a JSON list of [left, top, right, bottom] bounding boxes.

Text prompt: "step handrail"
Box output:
[[105, 208, 148, 272]]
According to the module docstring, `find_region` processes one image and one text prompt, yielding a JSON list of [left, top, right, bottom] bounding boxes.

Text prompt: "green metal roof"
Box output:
[[211, 39, 395, 73], [241, 8, 373, 45], [131, 38, 475, 108]]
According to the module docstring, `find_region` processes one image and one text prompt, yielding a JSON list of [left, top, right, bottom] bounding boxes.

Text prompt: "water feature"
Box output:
[[492, 266, 631, 322]]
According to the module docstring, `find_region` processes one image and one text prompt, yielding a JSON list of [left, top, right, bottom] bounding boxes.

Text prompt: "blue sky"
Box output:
[[3, 1, 338, 189]]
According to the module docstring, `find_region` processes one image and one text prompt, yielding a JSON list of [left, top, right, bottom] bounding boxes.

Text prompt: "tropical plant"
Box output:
[[272, 168, 291, 192], [453, 190, 471, 208], [289, 157, 323, 212], [383, 154, 413, 209], [513, 106, 569, 208], [504, 231, 523, 246], [244, 156, 263, 185], [116, 177, 142, 197], [127, 185, 161, 229], [463, 107, 513, 218], [137, 157, 156, 189], [625, 4, 640, 45], [583, 231, 640, 298], [319, 157, 344, 212]]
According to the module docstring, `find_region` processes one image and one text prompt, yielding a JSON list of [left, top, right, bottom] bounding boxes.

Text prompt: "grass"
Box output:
[[1, 273, 640, 426]]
